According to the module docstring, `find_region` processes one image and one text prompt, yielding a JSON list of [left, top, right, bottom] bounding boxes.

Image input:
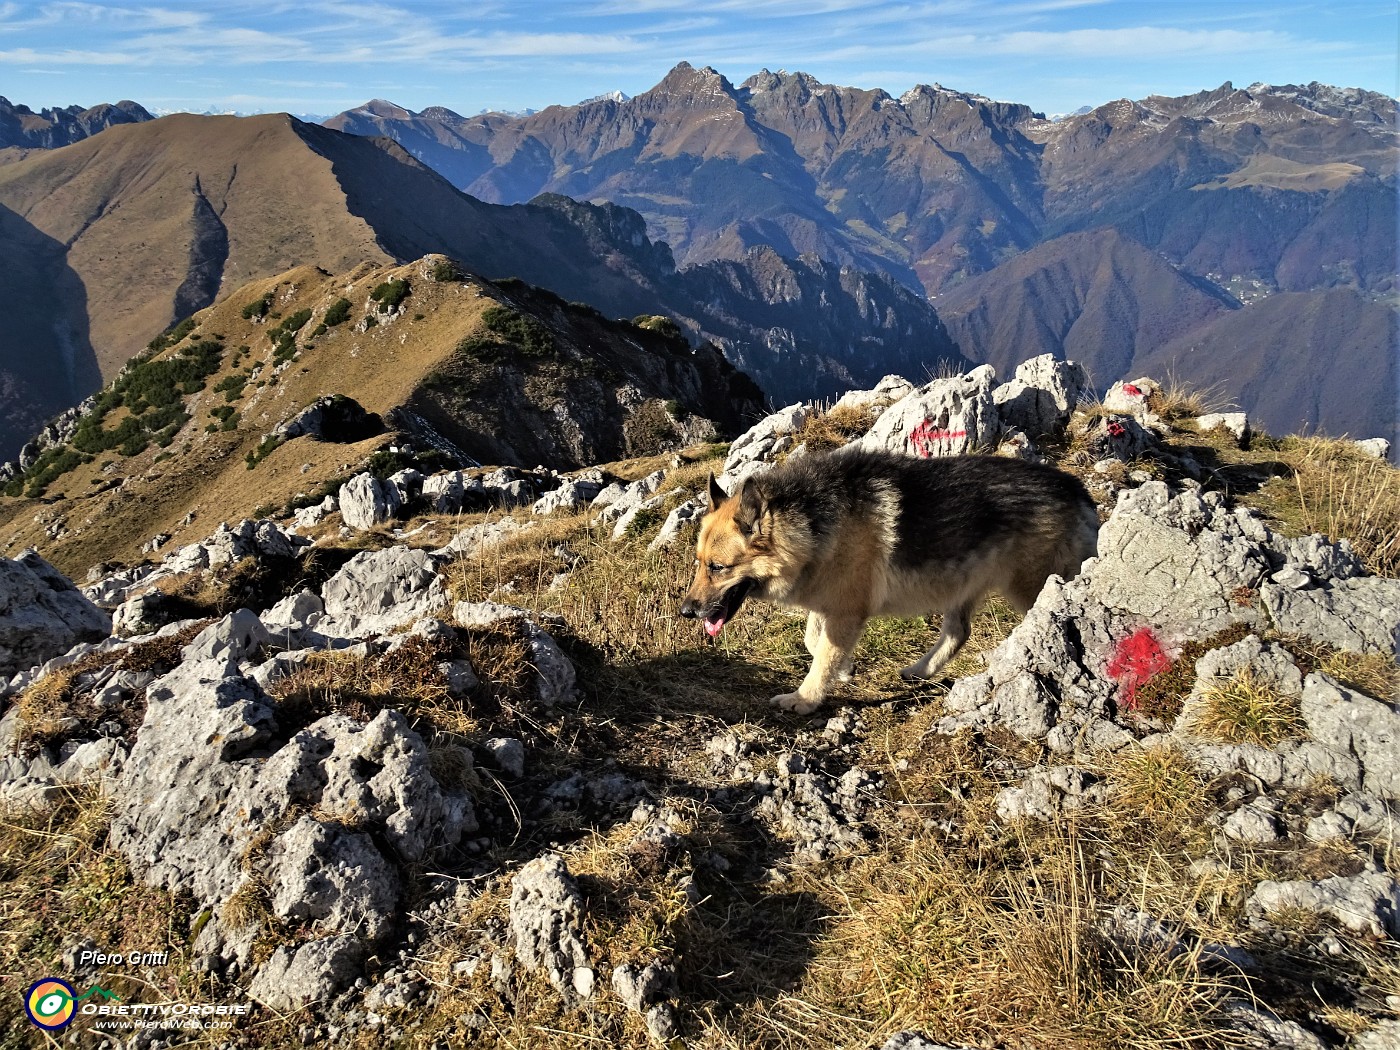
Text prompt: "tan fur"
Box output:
[[684, 470, 1098, 715]]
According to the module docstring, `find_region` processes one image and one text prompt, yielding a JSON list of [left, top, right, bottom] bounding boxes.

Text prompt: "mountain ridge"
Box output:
[[0, 111, 963, 462]]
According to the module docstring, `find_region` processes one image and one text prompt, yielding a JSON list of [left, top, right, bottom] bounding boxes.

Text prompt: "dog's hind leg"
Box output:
[[774, 613, 866, 715], [900, 599, 975, 682]]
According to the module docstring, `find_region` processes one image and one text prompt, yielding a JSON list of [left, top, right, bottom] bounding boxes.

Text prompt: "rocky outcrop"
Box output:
[[273, 395, 381, 443], [0, 551, 110, 682], [320, 547, 448, 637], [853, 365, 1000, 459], [5, 360, 1398, 1048], [992, 355, 1088, 438], [337, 473, 402, 531]]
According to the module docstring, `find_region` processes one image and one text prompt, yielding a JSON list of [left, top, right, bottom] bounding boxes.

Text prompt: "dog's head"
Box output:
[[680, 473, 775, 636]]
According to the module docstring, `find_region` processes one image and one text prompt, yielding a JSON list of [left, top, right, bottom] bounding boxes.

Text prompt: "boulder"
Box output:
[[1260, 577, 1400, 656], [832, 374, 915, 411], [248, 935, 365, 1013], [1197, 412, 1249, 443], [1102, 377, 1160, 419], [422, 470, 484, 514], [1300, 673, 1400, 798], [649, 497, 704, 550], [853, 364, 1000, 458], [107, 613, 475, 1009], [273, 395, 380, 443], [1247, 872, 1400, 938], [723, 404, 809, 473], [338, 473, 402, 531], [320, 547, 447, 636], [992, 355, 1088, 438], [0, 552, 110, 679], [533, 477, 605, 516], [592, 470, 666, 525]]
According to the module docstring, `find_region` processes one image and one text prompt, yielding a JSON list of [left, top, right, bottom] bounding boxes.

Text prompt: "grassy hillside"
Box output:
[[0, 257, 761, 577]]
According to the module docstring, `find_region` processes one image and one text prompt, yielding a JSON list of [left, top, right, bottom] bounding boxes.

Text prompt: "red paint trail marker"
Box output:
[[909, 420, 967, 458], [1107, 627, 1170, 711]]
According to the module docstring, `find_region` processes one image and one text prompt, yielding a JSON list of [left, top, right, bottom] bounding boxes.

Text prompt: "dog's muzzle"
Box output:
[[681, 578, 755, 637]]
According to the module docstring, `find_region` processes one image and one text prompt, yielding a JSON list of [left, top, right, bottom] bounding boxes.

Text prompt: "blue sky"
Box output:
[[0, 1, 1394, 118]]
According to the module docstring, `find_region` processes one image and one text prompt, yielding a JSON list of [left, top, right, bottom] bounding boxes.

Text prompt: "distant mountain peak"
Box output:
[[0, 94, 154, 149], [418, 105, 466, 122], [651, 61, 735, 97], [356, 99, 415, 120], [578, 90, 629, 106]]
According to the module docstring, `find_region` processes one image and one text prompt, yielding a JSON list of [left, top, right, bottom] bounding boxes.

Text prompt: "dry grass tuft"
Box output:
[[270, 633, 486, 740], [0, 788, 217, 1040], [1282, 436, 1400, 577], [1108, 747, 1208, 819], [786, 830, 1241, 1050], [789, 402, 882, 453], [14, 620, 210, 752], [1149, 375, 1230, 424], [1188, 668, 1302, 747]]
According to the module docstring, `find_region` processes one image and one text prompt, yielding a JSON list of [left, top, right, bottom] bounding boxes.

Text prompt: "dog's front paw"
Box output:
[[771, 691, 822, 715]]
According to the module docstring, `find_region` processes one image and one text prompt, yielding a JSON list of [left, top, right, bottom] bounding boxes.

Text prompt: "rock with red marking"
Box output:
[[1103, 377, 1160, 418], [854, 364, 1000, 458]]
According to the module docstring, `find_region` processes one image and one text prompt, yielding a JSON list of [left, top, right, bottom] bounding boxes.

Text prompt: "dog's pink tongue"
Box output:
[[704, 616, 725, 637]]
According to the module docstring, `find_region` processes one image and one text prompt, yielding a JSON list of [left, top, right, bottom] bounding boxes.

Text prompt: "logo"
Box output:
[[24, 979, 121, 1030]]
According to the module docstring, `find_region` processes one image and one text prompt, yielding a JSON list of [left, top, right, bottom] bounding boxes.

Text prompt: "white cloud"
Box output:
[[986, 26, 1304, 57]]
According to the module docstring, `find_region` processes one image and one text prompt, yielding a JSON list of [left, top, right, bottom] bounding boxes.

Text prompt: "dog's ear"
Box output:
[[734, 479, 770, 542], [707, 472, 729, 509]]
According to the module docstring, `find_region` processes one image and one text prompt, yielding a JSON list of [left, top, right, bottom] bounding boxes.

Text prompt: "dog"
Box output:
[[680, 448, 1099, 714]]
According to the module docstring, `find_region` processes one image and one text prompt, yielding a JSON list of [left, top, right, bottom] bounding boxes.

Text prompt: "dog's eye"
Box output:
[[707, 562, 727, 574]]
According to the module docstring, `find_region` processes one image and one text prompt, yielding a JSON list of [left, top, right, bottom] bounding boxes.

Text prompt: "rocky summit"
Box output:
[[1, 354, 1398, 1048]]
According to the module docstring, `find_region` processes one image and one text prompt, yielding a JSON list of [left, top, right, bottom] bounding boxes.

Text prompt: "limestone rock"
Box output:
[[509, 855, 593, 1005], [422, 470, 484, 514], [248, 935, 365, 1013], [1088, 484, 1266, 637], [832, 374, 914, 411], [1221, 799, 1282, 844], [320, 547, 447, 636], [1197, 412, 1249, 443], [853, 365, 999, 458], [881, 1035, 964, 1050], [724, 404, 809, 473], [1248, 871, 1400, 938], [533, 476, 605, 515], [262, 814, 399, 940], [992, 354, 1087, 438], [273, 395, 379, 443], [648, 497, 704, 550], [592, 470, 666, 524], [1300, 673, 1400, 799], [1261, 577, 1400, 656], [1102, 377, 1160, 419], [0, 551, 111, 679], [338, 472, 402, 531]]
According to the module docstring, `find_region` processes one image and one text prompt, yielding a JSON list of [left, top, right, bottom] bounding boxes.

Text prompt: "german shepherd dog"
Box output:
[[680, 449, 1098, 714]]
